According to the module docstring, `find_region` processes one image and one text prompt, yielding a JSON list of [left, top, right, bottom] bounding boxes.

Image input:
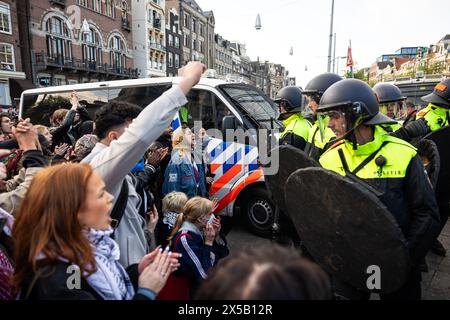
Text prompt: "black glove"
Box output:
[[416, 139, 440, 189], [391, 118, 429, 142]]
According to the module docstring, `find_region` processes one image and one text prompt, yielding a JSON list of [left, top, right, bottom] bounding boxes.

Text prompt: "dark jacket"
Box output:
[[319, 126, 441, 266], [50, 106, 92, 149], [171, 221, 229, 294], [19, 261, 149, 300], [133, 164, 159, 219]]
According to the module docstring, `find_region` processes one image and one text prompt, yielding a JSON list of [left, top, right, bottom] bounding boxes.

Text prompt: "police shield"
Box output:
[[264, 145, 318, 213], [424, 126, 450, 193], [285, 167, 410, 293]]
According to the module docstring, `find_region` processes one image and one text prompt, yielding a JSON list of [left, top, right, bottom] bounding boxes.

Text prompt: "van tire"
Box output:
[[241, 187, 275, 238]]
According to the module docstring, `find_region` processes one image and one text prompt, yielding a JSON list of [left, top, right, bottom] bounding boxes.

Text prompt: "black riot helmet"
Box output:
[[373, 83, 406, 104], [303, 73, 344, 103], [274, 86, 304, 113], [422, 78, 450, 108], [318, 79, 397, 130]]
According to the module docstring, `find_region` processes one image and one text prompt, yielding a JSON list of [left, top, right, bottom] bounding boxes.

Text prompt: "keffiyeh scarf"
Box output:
[[85, 228, 135, 300]]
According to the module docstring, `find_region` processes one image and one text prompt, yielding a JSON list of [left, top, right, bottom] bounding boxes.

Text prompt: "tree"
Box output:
[[344, 69, 367, 81]]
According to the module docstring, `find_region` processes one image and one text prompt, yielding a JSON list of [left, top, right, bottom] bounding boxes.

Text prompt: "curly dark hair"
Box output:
[[94, 101, 142, 140]]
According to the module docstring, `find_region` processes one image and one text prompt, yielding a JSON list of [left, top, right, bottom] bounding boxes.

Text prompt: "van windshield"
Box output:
[[218, 84, 283, 130]]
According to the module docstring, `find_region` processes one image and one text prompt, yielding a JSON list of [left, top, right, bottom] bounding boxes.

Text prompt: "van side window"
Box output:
[[214, 95, 232, 132], [184, 90, 214, 130]]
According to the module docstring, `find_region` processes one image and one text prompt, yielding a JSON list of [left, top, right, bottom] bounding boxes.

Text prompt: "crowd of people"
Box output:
[[0, 59, 448, 301], [0, 62, 332, 301]]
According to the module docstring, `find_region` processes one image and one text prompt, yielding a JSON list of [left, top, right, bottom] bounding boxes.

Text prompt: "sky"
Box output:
[[194, 0, 450, 87]]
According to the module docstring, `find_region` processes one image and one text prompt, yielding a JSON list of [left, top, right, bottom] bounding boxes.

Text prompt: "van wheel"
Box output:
[[241, 187, 275, 238]]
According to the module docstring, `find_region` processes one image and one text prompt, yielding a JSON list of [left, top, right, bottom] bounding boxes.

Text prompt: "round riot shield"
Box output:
[[424, 126, 450, 193], [264, 145, 318, 213], [285, 167, 411, 294]]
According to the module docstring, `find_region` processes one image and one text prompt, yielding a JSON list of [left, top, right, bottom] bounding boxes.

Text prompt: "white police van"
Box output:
[[19, 76, 283, 236]]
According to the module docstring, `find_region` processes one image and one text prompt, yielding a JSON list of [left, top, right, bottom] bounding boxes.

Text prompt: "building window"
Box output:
[[0, 43, 14, 71], [93, 0, 103, 13], [175, 54, 180, 68], [183, 34, 189, 47], [82, 27, 102, 67], [169, 34, 173, 47], [183, 14, 189, 28], [106, 0, 115, 18], [199, 40, 203, 53], [168, 52, 173, 67], [109, 35, 126, 70], [174, 36, 180, 49], [192, 39, 196, 51], [192, 19, 196, 33], [199, 24, 203, 36], [153, 11, 161, 29], [77, 0, 89, 7], [45, 16, 73, 64], [0, 2, 11, 34]]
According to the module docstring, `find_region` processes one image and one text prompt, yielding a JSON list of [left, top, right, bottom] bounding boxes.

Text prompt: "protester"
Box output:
[[0, 119, 47, 215], [72, 134, 98, 163], [163, 197, 229, 299], [162, 126, 207, 198], [0, 208, 14, 300], [49, 91, 91, 150], [0, 113, 13, 141], [12, 163, 181, 300], [196, 244, 332, 300], [34, 125, 70, 163], [157, 191, 188, 248]]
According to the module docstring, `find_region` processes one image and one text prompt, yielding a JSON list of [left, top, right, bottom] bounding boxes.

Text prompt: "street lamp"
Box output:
[[327, 0, 335, 72]]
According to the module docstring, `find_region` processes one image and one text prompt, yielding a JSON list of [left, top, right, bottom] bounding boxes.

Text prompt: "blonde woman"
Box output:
[[157, 191, 188, 247], [162, 126, 207, 198], [158, 197, 228, 300]]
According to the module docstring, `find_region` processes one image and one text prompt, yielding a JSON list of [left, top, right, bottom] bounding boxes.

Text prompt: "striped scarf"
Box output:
[[85, 228, 135, 300]]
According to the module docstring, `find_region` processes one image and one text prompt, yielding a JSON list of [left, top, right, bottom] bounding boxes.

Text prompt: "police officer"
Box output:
[[302, 73, 343, 159], [318, 79, 440, 300], [373, 83, 430, 146], [373, 83, 407, 120], [274, 86, 311, 150], [418, 79, 450, 131], [416, 79, 450, 257]]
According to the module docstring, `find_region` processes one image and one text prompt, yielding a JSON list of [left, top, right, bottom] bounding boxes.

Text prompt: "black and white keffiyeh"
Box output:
[[85, 228, 135, 300]]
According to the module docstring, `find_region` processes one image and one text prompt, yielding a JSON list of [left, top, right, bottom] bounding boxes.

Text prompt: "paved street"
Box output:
[[227, 219, 450, 300]]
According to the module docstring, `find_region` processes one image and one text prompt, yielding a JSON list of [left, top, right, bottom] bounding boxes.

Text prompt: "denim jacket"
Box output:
[[163, 150, 207, 198]]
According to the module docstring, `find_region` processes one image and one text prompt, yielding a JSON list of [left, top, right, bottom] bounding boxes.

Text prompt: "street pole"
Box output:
[[327, 0, 335, 72], [332, 33, 337, 73]]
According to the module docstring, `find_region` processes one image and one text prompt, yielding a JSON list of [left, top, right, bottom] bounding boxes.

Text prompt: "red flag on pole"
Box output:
[[346, 45, 353, 68]]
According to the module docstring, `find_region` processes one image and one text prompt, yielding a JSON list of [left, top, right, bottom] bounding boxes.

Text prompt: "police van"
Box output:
[[19, 76, 283, 237]]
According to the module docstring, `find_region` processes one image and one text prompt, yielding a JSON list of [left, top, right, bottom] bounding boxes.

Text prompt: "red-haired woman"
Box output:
[[12, 163, 181, 300]]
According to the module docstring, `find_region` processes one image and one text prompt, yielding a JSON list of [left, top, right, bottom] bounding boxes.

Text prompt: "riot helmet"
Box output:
[[303, 73, 344, 104], [422, 79, 450, 108], [274, 86, 304, 113], [373, 83, 407, 120], [317, 79, 397, 141]]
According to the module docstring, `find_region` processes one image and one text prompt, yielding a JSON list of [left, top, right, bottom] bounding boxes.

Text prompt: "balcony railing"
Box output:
[[33, 51, 139, 79], [149, 42, 166, 52]]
